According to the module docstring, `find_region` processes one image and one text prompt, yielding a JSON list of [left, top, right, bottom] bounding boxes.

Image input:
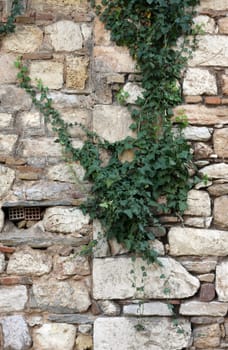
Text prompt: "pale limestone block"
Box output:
[[197, 273, 215, 282], [199, 163, 228, 179], [93, 219, 110, 258], [66, 56, 89, 90], [75, 334, 93, 350], [30, 0, 89, 15], [93, 105, 134, 143], [47, 163, 85, 183], [2, 26, 43, 53], [0, 165, 15, 199], [169, 227, 228, 256], [189, 35, 228, 67], [81, 23, 92, 42], [197, 0, 228, 11], [0, 86, 32, 113], [0, 316, 32, 350], [0, 135, 17, 157], [33, 323, 76, 350], [123, 302, 173, 316], [94, 17, 111, 46], [181, 126, 212, 141], [30, 61, 63, 90], [174, 105, 228, 125], [180, 301, 228, 316], [214, 196, 228, 228], [193, 15, 216, 34], [94, 317, 192, 350], [0, 113, 13, 128], [32, 277, 91, 312], [45, 21, 82, 52], [218, 17, 228, 34], [7, 247, 52, 276], [43, 207, 90, 234], [21, 138, 62, 157], [19, 110, 43, 129], [193, 323, 221, 348], [208, 183, 228, 196], [53, 254, 90, 279], [0, 54, 18, 84], [184, 190, 211, 216], [122, 82, 144, 104], [93, 257, 199, 299], [184, 217, 211, 228], [183, 68, 217, 95], [213, 128, 228, 158], [98, 300, 121, 316], [216, 260, 228, 301], [94, 46, 136, 73], [0, 286, 27, 312], [0, 253, 5, 273], [179, 257, 217, 273], [222, 74, 228, 95]]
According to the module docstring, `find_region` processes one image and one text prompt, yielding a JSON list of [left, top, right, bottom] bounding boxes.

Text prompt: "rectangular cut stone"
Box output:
[[30, 61, 63, 90], [197, 0, 228, 10], [30, 0, 89, 16], [21, 138, 62, 157], [199, 163, 228, 179], [180, 301, 228, 316], [183, 68, 217, 96], [0, 135, 18, 156], [0, 286, 27, 312], [123, 302, 173, 316], [94, 46, 136, 73], [0, 86, 32, 113], [94, 317, 192, 350], [181, 126, 212, 141], [189, 35, 228, 67], [213, 129, 228, 158], [214, 196, 228, 228], [216, 260, 228, 301], [66, 56, 89, 90], [193, 324, 221, 349], [185, 190, 211, 216], [0, 54, 18, 84], [174, 105, 228, 125], [169, 227, 228, 256], [0, 113, 13, 128], [178, 257, 217, 273], [93, 105, 134, 143], [219, 17, 228, 34], [93, 257, 199, 300]]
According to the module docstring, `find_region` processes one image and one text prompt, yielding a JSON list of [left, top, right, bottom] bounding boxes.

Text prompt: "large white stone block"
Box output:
[[183, 68, 217, 95], [0, 286, 27, 312], [185, 190, 211, 216]]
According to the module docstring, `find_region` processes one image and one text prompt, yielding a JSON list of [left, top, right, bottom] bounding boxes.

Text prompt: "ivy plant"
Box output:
[[0, 0, 23, 35], [14, 0, 199, 264]]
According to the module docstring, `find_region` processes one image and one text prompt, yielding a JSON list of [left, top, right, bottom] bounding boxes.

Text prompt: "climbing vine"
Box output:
[[0, 0, 23, 35], [13, 0, 200, 263]]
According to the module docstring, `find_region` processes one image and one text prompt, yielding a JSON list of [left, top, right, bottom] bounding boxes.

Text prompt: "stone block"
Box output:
[[66, 56, 89, 90], [193, 142, 213, 159], [94, 17, 111, 46], [0, 209, 4, 233], [199, 283, 215, 302], [193, 323, 221, 348], [94, 317, 192, 350], [93, 105, 134, 142], [197, 0, 228, 10], [0, 316, 32, 350], [21, 138, 62, 157], [183, 68, 217, 95], [169, 227, 228, 256], [47, 162, 85, 183], [122, 82, 144, 104], [123, 302, 173, 316], [93, 257, 199, 300], [178, 257, 217, 273], [0, 86, 32, 113], [32, 277, 91, 312], [222, 75, 228, 95], [33, 323, 76, 350], [94, 46, 136, 73], [53, 254, 90, 278], [180, 301, 228, 316], [7, 247, 52, 276], [30, 61, 63, 90], [193, 15, 215, 34], [199, 163, 228, 179], [214, 128, 228, 158], [45, 21, 83, 52], [0, 286, 27, 312], [30, 0, 89, 18], [208, 183, 228, 196], [0, 252, 5, 273], [19, 110, 44, 131], [2, 26, 43, 53], [43, 207, 90, 234], [181, 126, 212, 141], [0, 113, 13, 128], [219, 17, 228, 34], [189, 35, 228, 67], [0, 54, 18, 84], [93, 219, 110, 258], [75, 334, 92, 350], [174, 105, 228, 125], [98, 300, 121, 316], [205, 95, 221, 105], [185, 190, 211, 216], [0, 165, 15, 200], [197, 273, 215, 282], [214, 195, 228, 228]]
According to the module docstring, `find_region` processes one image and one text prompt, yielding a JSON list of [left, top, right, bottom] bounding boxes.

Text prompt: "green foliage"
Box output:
[[15, 0, 199, 263], [0, 0, 23, 35]]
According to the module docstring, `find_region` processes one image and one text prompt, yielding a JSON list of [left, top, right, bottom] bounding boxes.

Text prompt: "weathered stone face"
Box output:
[[94, 46, 136, 72], [30, 61, 64, 90], [183, 68, 217, 95], [47, 163, 86, 183], [199, 163, 228, 179], [0, 316, 32, 350], [30, 0, 89, 17], [93, 257, 199, 299], [33, 323, 76, 350], [0, 286, 27, 312], [193, 323, 221, 348], [53, 254, 90, 278], [214, 196, 228, 228], [0, 165, 15, 200], [216, 260, 228, 301], [185, 190, 211, 216], [2, 26, 43, 53], [197, 0, 228, 11], [0, 252, 5, 272], [66, 56, 89, 90], [123, 302, 173, 316], [0, 86, 32, 113], [180, 301, 228, 316], [181, 126, 212, 141], [174, 105, 228, 125], [213, 128, 228, 158], [0, 54, 18, 84], [94, 317, 192, 350]]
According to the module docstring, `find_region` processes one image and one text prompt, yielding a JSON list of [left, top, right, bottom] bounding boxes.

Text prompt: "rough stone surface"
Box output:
[[98, 301, 121, 316], [7, 247, 52, 276], [47, 163, 85, 183], [179, 257, 217, 273], [0, 252, 5, 273], [19, 110, 44, 131], [66, 56, 89, 90], [0, 54, 18, 84], [33, 323, 76, 350], [54, 254, 90, 278], [190, 35, 228, 67], [199, 163, 228, 179], [2, 26, 43, 53], [45, 21, 83, 51], [0, 165, 15, 199], [214, 196, 228, 228], [194, 142, 213, 159], [93, 105, 134, 142], [216, 260, 228, 301], [197, 0, 228, 10], [0, 113, 13, 129], [183, 68, 217, 95], [213, 128, 228, 158], [76, 334, 93, 350], [32, 277, 91, 312], [169, 227, 228, 256], [0, 209, 4, 233], [30, 61, 64, 90], [94, 317, 192, 350], [123, 302, 173, 316], [208, 183, 228, 196], [0, 286, 27, 312], [93, 219, 110, 258], [184, 217, 212, 228], [193, 323, 221, 348], [43, 207, 90, 234], [0, 134, 18, 157], [93, 257, 199, 299], [219, 17, 228, 34], [30, 0, 89, 15], [181, 126, 212, 141], [0, 315, 32, 350], [180, 301, 227, 316], [174, 105, 228, 125], [193, 15, 215, 34], [0, 86, 32, 112], [222, 74, 228, 95], [185, 190, 211, 216], [122, 82, 144, 104], [200, 283, 215, 301]]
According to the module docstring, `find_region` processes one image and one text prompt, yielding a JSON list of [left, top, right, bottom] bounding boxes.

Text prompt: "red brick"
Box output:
[[0, 245, 15, 253], [200, 283, 215, 302], [185, 95, 202, 104], [0, 276, 32, 285], [205, 96, 221, 105]]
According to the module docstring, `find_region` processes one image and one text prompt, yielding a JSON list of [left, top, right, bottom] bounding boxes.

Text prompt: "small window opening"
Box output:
[[8, 207, 41, 221]]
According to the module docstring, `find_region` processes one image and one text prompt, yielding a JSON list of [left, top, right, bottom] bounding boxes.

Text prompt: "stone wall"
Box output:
[[0, 0, 227, 349]]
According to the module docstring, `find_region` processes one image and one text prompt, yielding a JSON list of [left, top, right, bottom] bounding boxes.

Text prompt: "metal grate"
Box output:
[[8, 207, 41, 221]]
